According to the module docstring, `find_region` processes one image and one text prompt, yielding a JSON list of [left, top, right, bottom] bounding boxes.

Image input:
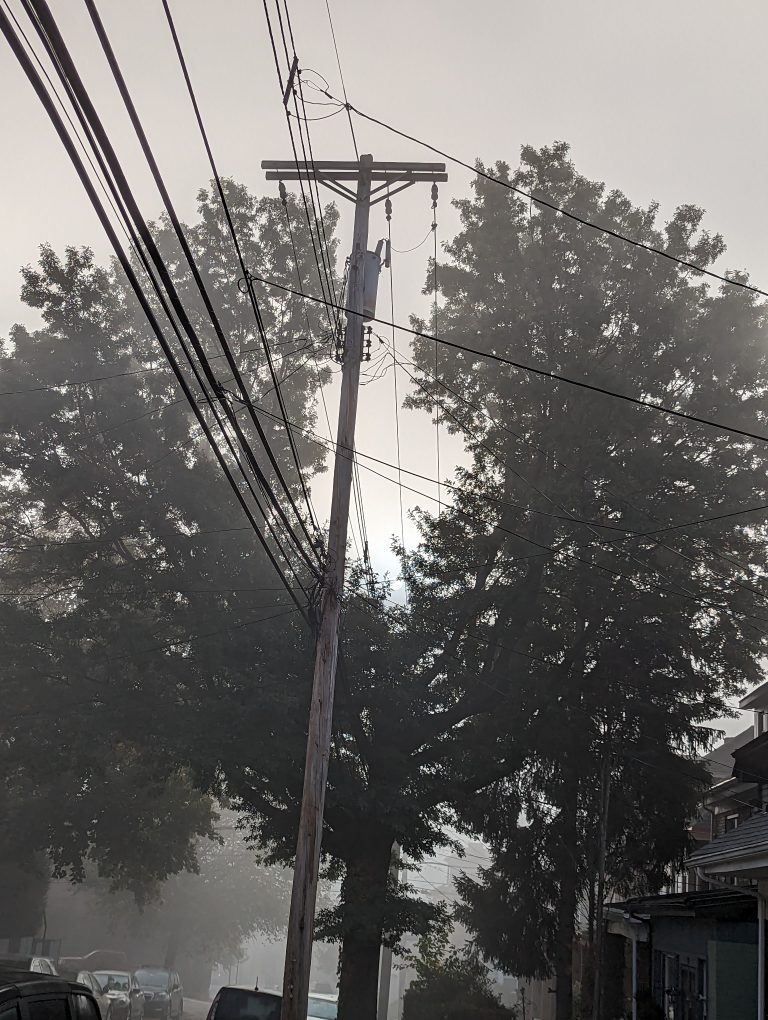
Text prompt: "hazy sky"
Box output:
[[2, 0, 765, 736]]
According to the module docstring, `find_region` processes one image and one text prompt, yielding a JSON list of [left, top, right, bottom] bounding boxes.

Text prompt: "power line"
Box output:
[[93, 0, 322, 570], [345, 582, 758, 794], [385, 195, 407, 580], [379, 338, 768, 614], [379, 334, 768, 609], [431, 183, 441, 517], [22, 0, 306, 592], [249, 274, 768, 447], [322, 0, 359, 161], [5, 1, 311, 618], [261, 1, 341, 345], [318, 90, 768, 301], [249, 402, 768, 631]]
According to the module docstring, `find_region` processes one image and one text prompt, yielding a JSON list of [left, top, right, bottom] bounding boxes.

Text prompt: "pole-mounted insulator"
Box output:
[[279, 180, 288, 206], [385, 197, 392, 221], [431, 183, 439, 209]]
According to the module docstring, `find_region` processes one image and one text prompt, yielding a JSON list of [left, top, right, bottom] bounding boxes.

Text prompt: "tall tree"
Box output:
[[6, 150, 768, 1020], [402, 141, 768, 1017], [0, 180, 333, 902]]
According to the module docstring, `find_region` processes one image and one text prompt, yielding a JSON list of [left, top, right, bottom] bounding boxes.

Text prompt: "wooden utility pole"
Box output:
[[377, 843, 401, 1020], [591, 748, 613, 1020], [261, 156, 447, 1020]]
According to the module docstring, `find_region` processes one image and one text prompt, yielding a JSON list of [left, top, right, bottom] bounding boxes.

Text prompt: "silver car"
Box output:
[[59, 969, 113, 1020], [94, 971, 145, 1020]]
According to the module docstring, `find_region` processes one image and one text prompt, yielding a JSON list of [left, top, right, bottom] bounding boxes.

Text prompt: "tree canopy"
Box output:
[[4, 145, 768, 1020], [403, 141, 768, 1017]]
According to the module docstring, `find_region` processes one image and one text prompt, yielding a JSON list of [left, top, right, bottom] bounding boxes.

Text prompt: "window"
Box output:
[[72, 997, 100, 1020], [213, 990, 281, 1020], [725, 813, 739, 832], [25, 998, 69, 1020], [307, 999, 337, 1020], [134, 972, 170, 991]]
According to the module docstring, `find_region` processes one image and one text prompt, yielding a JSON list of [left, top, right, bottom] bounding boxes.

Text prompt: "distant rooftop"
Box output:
[[741, 679, 768, 711], [688, 810, 768, 871], [704, 725, 754, 784]]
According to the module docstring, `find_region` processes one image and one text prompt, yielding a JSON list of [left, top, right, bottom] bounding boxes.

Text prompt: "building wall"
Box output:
[[709, 940, 757, 1020], [651, 917, 715, 959], [647, 919, 757, 1020]]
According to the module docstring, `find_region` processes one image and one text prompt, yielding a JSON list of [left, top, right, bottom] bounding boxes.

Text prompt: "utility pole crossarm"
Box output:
[[261, 159, 447, 172], [263, 159, 446, 203]]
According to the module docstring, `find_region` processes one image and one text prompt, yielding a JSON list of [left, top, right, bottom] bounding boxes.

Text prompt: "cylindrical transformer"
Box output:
[[361, 249, 381, 321]]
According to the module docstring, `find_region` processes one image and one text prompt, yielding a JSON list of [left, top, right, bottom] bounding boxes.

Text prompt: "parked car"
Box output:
[[93, 971, 144, 1020], [205, 987, 280, 1020], [307, 993, 337, 1020], [58, 969, 112, 1020], [0, 968, 101, 1020], [134, 968, 183, 1020], [0, 956, 57, 976]]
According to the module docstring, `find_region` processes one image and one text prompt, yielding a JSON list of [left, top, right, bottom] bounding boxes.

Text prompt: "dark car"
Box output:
[[205, 987, 280, 1020], [0, 958, 57, 977], [133, 971, 182, 1020], [0, 968, 102, 1020]]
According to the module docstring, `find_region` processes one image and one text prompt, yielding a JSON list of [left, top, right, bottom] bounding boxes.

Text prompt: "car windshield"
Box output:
[[307, 999, 337, 1020], [95, 973, 129, 992], [214, 990, 280, 1020], [135, 970, 170, 989]]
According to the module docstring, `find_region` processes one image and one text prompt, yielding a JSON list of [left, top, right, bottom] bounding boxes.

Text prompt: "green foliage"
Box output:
[[5, 141, 768, 1019], [92, 813, 292, 963], [401, 140, 768, 1001], [402, 926, 515, 1020], [0, 180, 332, 899]]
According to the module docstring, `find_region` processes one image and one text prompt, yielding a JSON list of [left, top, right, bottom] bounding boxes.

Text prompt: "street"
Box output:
[[183, 1000, 211, 1020]]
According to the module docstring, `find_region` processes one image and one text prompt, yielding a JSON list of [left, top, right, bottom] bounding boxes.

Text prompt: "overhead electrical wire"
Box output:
[[159, 1, 324, 551], [377, 337, 768, 614], [385, 195, 407, 575], [261, 2, 340, 348], [315, 88, 768, 301], [391, 226, 434, 254], [343, 582, 761, 796], [371, 312, 768, 598], [432, 184, 441, 516], [2, 1, 311, 618], [322, 0, 359, 161], [23, 0, 316, 591], [248, 274, 768, 447], [91, 0, 321, 564], [274, 2, 377, 584], [247, 403, 768, 634], [260, 1, 375, 572]]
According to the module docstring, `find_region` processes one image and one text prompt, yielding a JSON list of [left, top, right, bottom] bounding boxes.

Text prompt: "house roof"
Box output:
[[688, 811, 768, 870], [733, 730, 768, 783], [609, 887, 756, 920], [704, 726, 754, 784], [741, 680, 768, 711]]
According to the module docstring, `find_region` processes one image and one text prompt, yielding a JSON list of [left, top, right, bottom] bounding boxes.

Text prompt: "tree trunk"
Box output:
[[337, 833, 395, 1020], [164, 927, 180, 969], [554, 779, 580, 1020]]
